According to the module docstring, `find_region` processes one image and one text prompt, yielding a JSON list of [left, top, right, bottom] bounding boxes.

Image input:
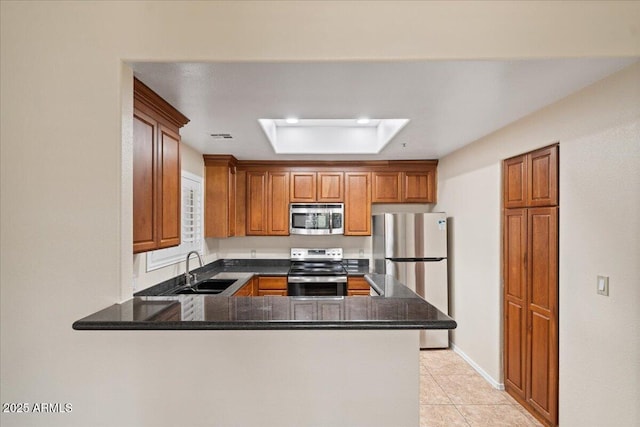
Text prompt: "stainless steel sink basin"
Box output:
[[173, 278, 237, 295]]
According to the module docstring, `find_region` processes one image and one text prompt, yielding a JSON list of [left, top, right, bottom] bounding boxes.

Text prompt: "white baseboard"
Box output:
[[450, 342, 505, 390]]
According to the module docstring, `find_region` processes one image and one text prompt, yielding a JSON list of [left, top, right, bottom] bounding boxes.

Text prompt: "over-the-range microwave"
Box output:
[[289, 203, 344, 235]]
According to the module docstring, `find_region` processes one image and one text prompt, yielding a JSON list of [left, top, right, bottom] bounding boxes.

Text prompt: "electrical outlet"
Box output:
[[597, 275, 609, 296], [358, 249, 364, 258], [251, 249, 256, 258]]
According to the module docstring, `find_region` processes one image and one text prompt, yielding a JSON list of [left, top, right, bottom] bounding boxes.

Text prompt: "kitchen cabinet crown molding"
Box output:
[[231, 159, 437, 172], [134, 78, 189, 130], [203, 154, 239, 167], [201, 156, 436, 172]]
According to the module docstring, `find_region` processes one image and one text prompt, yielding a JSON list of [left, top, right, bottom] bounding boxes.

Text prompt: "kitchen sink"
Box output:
[[173, 278, 237, 295]]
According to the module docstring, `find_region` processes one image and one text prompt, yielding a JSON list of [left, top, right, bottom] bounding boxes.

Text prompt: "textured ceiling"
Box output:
[[130, 58, 637, 160]]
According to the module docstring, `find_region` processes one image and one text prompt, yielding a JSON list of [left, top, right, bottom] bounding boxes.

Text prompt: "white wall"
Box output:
[[1, 2, 639, 426], [216, 204, 432, 261], [559, 120, 639, 426], [435, 64, 640, 426]]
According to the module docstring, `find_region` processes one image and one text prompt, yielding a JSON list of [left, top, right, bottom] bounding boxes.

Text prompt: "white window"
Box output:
[[146, 171, 203, 271]]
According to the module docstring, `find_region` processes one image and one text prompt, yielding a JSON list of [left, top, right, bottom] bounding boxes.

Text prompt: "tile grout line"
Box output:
[[451, 403, 472, 427], [424, 370, 455, 406]]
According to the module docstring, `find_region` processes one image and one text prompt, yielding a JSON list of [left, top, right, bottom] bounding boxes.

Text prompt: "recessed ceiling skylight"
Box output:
[[258, 118, 409, 154]]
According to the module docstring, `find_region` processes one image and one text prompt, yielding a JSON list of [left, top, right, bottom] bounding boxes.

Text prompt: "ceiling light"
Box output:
[[285, 117, 299, 124], [356, 118, 370, 124]]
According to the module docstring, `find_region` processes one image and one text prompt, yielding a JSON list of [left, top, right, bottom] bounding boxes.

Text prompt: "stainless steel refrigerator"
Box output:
[[373, 212, 449, 349]]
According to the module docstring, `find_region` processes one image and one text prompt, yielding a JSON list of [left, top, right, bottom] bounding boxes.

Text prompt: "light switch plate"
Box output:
[[597, 275, 609, 296]]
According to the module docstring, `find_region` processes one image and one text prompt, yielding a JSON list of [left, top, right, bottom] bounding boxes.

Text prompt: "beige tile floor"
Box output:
[[419, 349, 543, 427]]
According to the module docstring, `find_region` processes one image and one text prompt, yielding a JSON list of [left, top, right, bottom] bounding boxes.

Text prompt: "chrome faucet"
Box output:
[[185, 251, 203, 286]]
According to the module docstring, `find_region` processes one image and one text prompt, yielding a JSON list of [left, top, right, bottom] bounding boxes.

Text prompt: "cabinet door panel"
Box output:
[[158, 125, 181, 248], [235, 170, 246, 237], [505, 210, 527, 300], [504, 155, 527, 208], [133, 112, 157, 253], [527, 146, 558, 207], [268, 172, 290, 235], [205, 165, 235, 238], [528, 209, 557, 310], [503, 209, 527, 398], [258, 276, 288, 289], [506, 301, 525, 394], [372, 172, 402, 203], [347, 277, 370, 290], [347, 277, 370, 296], [290, 172, 316, 202], [344, 172, 371, 235], [317, 172, 344, 202], [403, 171, 435, 203], [228, 167, 236, 237], [246, 171, 267, 235], [526, 207, 558, 423], [529, 311, 551, 413]]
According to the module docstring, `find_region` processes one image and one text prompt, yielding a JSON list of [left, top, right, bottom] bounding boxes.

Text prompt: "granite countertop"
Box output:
[[133, 258, 368, 297], [73, 272, 456, 331]]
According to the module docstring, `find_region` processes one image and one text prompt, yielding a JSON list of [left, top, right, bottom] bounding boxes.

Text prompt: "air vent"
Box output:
[[210, 133, 233, 140]]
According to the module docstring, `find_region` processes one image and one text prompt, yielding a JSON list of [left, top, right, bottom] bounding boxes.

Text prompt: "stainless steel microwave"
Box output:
[[289, 203, 344, 235]]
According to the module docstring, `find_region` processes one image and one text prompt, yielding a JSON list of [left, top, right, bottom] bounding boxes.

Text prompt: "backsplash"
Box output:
[[215, 235, 371, 259]]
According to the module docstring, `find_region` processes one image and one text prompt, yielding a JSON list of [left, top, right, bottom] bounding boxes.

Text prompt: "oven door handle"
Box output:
[[288, 276, 348, 283]]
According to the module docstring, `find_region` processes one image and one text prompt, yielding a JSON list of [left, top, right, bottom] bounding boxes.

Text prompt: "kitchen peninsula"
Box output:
[[73, 260, 455, 330], [73, 260, 455, 427]]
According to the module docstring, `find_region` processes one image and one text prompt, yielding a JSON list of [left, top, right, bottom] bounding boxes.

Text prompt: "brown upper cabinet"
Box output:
[[372, 168, 436, 203], [246, 170, 290, 236], [203, 155, 237, 238], [290, 171, 344, 202], [204, 160, 437, 238], [404, 170, 436, 202], [372, 172, 402, 203], [267, 172, 290, 235], [504, 144, 558, 208], [344, 172, 372, 236], [246, 171, 267, 235], [132, 78, 189, 253]]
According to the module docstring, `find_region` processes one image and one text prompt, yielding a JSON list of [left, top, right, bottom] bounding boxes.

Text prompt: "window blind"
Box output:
[[146, 171, 203, 271]]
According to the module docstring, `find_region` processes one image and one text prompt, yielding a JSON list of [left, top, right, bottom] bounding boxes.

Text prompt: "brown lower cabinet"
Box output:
[[503, 145, 559, 427], [233, 276, 257, 296], [257, 276, 288, 296], [347, 276, 370, 296]]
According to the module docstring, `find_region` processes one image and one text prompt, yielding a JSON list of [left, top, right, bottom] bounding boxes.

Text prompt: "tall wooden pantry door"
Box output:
[[503, 144, 559, 427]]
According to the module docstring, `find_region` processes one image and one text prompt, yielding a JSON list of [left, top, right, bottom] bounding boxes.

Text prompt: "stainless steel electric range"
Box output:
[[287, 248, 348, 296]]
